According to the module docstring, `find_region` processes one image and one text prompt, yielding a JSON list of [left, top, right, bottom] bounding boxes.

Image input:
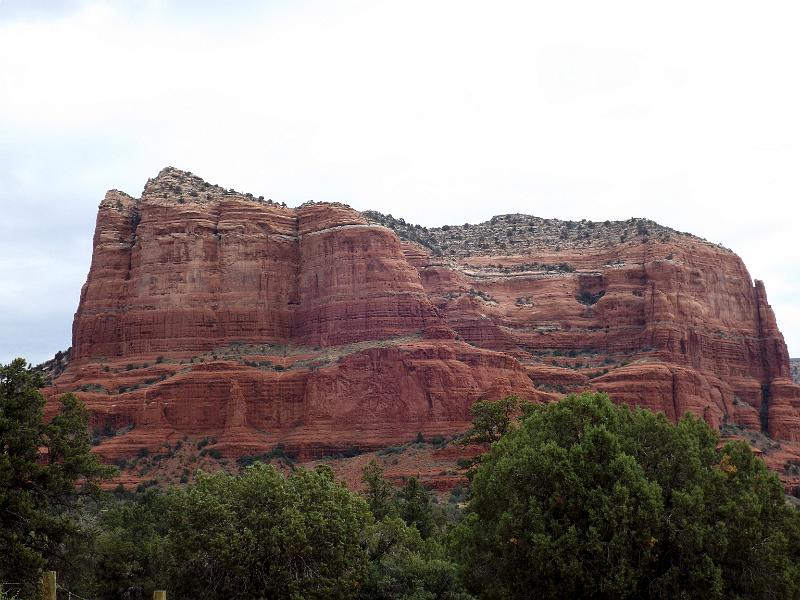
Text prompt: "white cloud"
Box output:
[[0, 0, 798, 362]]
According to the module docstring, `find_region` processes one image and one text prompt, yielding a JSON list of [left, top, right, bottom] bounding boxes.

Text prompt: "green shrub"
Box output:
[[453, 392, 800, 599]]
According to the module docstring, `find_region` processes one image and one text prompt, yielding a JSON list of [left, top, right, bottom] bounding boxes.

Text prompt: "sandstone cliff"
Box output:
[[792, 359, 800, 385], [368, 211, 800, 441], [45, 168, 800, 463]]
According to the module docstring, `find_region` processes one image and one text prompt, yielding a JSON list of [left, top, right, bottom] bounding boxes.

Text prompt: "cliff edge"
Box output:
[[44, 168, 800, 464]]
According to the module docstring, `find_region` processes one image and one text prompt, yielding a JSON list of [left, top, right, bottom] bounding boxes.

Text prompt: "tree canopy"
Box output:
[[453, 392, 800, 599], [0, 358, 114, 596], [462, 394, 526, 445], [164, 464, 371, 599], [4, 355, 799, 600], [80, 463, 471, 600]]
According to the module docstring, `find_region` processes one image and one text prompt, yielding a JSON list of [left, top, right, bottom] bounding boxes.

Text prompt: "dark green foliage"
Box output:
[[449, 485, 466, 504], [462, 394, 525, 445], [396, 477, 436, 539], [557, 262, 575, 272], [362, 459, 395, 520], [576, 290, 605, 305], [76, 382, 107, 393], [244, 359, 273, 368], [76, 465, 372, 599], [452, 392, 800, 599], [467, 288, 496, 302], [44, 467, 446, 599], [357, 465, 472, 598], [360, 517, 474, 599], [235, 444, 296, 468], [0, 358, 114, 595], [321, 446, 364, 459], [73, 464, 467, 600], [84, 489, 169, 599], [199, 447, 223, 459], [234, 454, 260, 468], [161, 464, 371, 599], [91, 420, 120, 445]]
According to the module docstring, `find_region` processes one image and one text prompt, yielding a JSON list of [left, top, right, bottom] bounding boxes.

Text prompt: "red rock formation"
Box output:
[[48, 168, 544, 459], [404, 226, 800, 443], [46, 168, 800, 465]]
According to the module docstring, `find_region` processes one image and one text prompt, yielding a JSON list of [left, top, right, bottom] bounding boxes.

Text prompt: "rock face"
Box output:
[[47, 168, 543, 459], [46, 168, 800, 460], [792, 359, 800, 385], [369, 211, 800, 443]]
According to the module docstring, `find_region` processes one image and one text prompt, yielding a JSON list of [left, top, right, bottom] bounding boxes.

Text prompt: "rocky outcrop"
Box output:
[[375, 213, 800, 442], [792, 359, 800, 385], [72, 172, 442, 358], [47, 168, 545, 459], [35, 348, 70, 383], [45, 168, 800, 462]]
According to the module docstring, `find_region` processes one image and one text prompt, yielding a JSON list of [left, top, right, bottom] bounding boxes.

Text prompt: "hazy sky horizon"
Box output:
[[1, 0, 798, 364]]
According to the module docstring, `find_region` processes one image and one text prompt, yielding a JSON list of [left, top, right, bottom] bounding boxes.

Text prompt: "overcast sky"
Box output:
[[1, 0, 798, 365]]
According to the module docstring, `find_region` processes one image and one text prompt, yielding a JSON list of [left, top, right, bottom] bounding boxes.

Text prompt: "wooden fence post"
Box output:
[[41, 571, 56, 600], [153, 591, 167, 600]]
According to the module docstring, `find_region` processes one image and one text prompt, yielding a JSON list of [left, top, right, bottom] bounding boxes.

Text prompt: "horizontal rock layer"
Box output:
[[46, 167, 800, 460]]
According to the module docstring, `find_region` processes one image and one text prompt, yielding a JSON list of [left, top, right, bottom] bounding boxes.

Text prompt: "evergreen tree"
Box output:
[[0, 358, 114, 595], [362, 459, 394, 520], [463, 394, 524, 445], [162, 464, 372, 599], [453, 392, 800, 599], [396, 476, 435, 539]]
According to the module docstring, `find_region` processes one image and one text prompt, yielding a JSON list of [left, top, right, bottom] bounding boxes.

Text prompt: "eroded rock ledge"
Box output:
[[45, 167, 800, 465]]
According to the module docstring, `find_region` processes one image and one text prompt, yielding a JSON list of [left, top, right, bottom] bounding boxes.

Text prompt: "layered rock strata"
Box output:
[[371, 212, 800, 443], [46, 168, 543, 458], [45, 168, 800, 461]]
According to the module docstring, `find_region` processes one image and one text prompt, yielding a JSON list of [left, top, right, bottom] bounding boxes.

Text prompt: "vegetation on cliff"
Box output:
[[362, 210, 715, 257]]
